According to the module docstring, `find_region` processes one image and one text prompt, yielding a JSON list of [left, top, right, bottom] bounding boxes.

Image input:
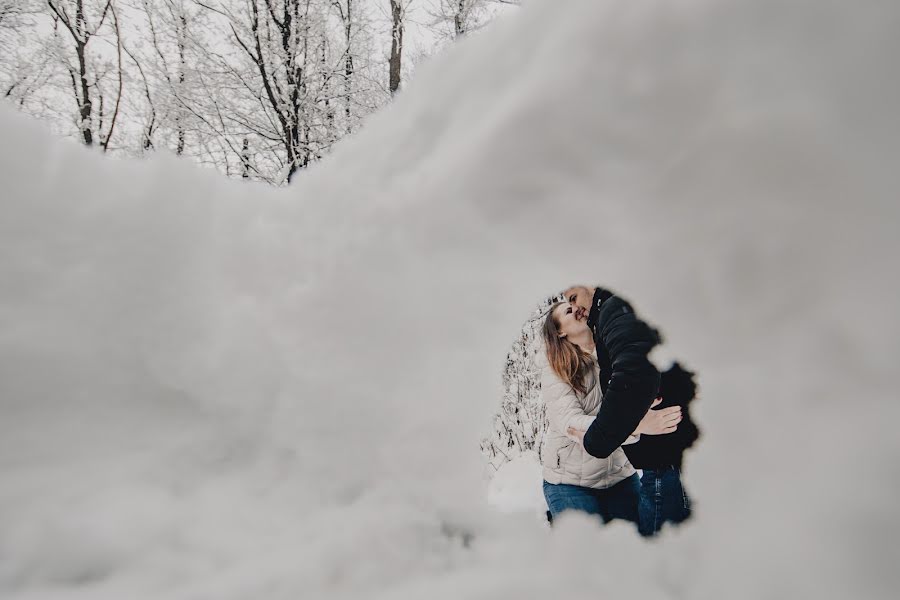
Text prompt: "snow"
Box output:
[[2, 0, 899, 598], [486, 451, 546, 514]]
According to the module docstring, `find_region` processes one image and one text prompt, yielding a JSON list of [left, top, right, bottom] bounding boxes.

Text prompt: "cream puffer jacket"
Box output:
[[538, 349, 636, 489]]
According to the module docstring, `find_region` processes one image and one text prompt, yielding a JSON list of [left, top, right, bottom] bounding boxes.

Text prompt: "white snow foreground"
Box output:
[[2, 0, 899, 598]]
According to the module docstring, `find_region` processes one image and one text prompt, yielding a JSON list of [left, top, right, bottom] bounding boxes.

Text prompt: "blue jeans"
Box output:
[[543, 474, 640, 526], [638, 466, 692, 536]]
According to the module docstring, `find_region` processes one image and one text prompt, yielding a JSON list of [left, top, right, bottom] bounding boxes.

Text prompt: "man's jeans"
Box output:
[[543, 474, 640, 525], [638, 466, 692, 536]]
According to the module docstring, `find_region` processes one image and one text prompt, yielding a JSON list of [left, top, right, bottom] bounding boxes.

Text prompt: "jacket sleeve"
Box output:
[[582, 295, 661, 458], [566, 415, 640, 445], [541, 363, 596, 442]]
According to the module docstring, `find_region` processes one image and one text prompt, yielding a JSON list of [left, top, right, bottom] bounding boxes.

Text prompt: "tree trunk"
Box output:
[[454, 0, 466, 37], [75, 1, 93, 145], [322, 41, 333, 134], [389, 0, 402, 95], [241, 138, 250, 179], [175, 12, 186, 155], [344, 0, 353, 132]]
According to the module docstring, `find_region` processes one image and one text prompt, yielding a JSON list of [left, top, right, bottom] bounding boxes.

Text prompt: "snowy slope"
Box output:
[[2, 0, 899, 598]]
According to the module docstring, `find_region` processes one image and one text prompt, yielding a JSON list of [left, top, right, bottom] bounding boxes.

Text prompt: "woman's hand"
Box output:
[[566, 426, 586, 445], [635, 397, 682, 435]]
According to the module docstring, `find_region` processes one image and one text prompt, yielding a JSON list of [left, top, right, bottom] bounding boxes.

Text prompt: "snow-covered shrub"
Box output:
[[481, 294, 560, 473]]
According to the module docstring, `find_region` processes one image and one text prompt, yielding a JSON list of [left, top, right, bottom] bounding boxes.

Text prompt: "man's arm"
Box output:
[[581, 292, 662, 459], [568, 397, 682, 446]]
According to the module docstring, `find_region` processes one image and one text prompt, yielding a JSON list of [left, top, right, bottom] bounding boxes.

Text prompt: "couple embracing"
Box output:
[[539, 285, 699, 537]]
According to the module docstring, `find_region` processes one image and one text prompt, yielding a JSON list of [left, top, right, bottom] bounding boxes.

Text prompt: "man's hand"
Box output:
[[635, 397, 682, 435]]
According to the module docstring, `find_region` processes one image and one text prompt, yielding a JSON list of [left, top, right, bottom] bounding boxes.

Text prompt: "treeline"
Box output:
[[0, 1, 518, 184]]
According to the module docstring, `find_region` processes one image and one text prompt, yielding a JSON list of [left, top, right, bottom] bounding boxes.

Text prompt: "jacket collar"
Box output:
[[586, 287, 614, 329]]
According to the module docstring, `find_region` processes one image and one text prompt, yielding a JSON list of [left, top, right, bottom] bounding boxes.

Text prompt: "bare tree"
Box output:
[[120, 39, 157, 150], [132, 0, 197, 154], [429, 0, 518, 41], [45, 0, 115, 145], [100, 0, 124, 151], [331, 0, 354, 132], [444, 0, 478, 37]]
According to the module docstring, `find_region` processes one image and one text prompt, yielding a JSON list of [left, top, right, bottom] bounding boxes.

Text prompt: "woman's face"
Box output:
[[553, 302, 590, 339]]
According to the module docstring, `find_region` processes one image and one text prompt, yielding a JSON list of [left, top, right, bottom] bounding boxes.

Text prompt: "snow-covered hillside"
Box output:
[[2, 0, 899, 599]]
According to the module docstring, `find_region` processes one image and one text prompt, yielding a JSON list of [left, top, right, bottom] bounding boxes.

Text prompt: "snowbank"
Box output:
[[486, 452, 546, 514], [2, 0, 899, 598]]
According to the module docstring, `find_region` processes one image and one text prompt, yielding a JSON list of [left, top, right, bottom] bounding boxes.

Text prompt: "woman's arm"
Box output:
[[541, 365, 595, 442]]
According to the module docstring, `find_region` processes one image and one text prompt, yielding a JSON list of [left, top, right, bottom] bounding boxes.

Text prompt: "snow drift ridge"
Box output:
[[2, 0, 900, 598]]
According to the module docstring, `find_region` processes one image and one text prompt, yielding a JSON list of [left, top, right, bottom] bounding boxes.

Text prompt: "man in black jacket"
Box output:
[[563, 286, 663, 459], [565, 285, 699, 535]]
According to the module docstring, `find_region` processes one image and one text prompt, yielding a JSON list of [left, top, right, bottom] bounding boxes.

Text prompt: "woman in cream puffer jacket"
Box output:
[[538, 349, 636, 490]]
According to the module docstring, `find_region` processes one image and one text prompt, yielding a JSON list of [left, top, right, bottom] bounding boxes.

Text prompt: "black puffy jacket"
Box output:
[[581, 288, 662, 459], [621, 363, 700, 469]]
